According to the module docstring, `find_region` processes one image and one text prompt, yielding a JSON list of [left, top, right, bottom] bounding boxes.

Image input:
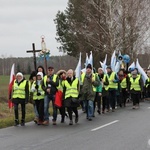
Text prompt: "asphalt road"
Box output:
[[1, 101, 150, 150]]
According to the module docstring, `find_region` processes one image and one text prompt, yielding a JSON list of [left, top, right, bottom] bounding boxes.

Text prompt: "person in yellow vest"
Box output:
[[11, 72, 29, 126], [63, 69, 80, 125], [128, 70, 143, 109], [118, 69, 129, 107], [41, 66, 59, 125], [29, 71, 39, 124], [96, 68, 109, 114], [55, 69, 67, 123], [30, 72, 44, 125], [80, 64, 100, 121], [145, 70, 150, 98], [106, 66, 119, 112]]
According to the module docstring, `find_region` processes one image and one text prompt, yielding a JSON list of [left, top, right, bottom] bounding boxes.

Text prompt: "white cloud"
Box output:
[[0, 0, 68, 57]]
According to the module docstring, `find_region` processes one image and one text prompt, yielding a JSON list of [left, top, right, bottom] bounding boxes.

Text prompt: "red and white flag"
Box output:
[[8, 63, 15, 110]]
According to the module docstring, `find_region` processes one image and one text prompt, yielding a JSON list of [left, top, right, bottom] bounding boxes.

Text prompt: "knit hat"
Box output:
[[86, 64, 92, 70], [37, 72, 43, 79], [16, 72, 23, 77]]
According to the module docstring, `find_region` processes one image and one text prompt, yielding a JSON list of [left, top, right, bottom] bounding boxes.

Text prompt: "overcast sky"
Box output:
[[0, 0, 68, 58]]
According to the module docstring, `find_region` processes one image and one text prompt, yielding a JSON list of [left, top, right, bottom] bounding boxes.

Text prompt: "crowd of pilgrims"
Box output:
[[10, 64, 150, 126]]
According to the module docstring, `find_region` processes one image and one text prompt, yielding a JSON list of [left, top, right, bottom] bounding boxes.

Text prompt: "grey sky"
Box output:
[[0, 0, 68, 58]]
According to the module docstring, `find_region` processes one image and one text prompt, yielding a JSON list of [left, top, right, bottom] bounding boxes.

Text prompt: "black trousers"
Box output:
[[14, 103, 25, 121], [109, 90, 116, 109], [35, 100, 44, 121], [67, 107, 78, 121], [94, 92, 101, 112], [102, 95, 109, 111], [131, 93, 140, 106], [59, 107, 66, 121]]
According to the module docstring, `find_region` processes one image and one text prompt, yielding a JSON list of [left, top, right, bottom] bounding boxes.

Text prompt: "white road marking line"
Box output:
[[91, 120, 119, 131]]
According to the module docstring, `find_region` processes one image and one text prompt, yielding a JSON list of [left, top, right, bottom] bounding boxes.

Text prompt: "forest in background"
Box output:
[[0, 53, 149, 76], [0, 55, 78, 75]]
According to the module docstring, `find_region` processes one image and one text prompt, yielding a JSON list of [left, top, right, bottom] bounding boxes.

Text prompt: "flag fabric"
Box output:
[[128, 62, 135, 70], [111, 50, 116, 72], [136, 59, 148, 84], [8, 64, 15, 109], [75, 52, 82, 79], [84, 53, 89, 68], [102, 54, 107, 73], [88, 51, 93, 67]]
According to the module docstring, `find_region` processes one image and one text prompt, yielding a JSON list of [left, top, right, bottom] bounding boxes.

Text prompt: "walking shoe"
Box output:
[[69, 120, 73, 125], [88, 117, 92, 121], [97, 110, 101, 114], [34, 117, 39, 124], [102, 109, 105, 114], [106, 109, 110, 112], [112, 109, 115, 112], [14, 119, 19, 126], [20, 120, 25, 126], [52, 121, 57, 125], [42, 120, 49, 125], [132, 105, 136, 109], [37, 120, 43, 125], [75, 117, 78, 123]]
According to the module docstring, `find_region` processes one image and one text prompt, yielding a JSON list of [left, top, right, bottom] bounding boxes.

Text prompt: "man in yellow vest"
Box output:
[[128, 70, 143, 109], [41, 66, 59, 125], [11, 72, 29, 126], [80, 64, 100, 121]]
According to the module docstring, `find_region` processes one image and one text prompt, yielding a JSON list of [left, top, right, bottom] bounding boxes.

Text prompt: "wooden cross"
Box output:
[[26, 43, 41, 71]]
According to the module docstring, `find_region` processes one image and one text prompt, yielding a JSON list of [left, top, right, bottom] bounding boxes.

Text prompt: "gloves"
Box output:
[[35, 85, 39, 89], [37, 93, 41, 96]]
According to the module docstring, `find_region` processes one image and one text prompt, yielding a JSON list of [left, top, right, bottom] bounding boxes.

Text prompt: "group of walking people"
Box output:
[[10, 63, 150, 126]]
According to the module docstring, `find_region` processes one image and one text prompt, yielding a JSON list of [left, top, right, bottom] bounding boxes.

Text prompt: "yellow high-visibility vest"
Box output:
[[120, 78, 127, 88], [32, 81, 45, 100], [130, 77, 141, 91], [64, 78, 79, 99], [12, 80, 27, 99], [43, 74, 57, 86], [107, 72, 117, 89]]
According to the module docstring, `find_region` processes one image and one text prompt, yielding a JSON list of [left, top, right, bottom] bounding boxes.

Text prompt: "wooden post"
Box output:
[[26, 43, 41, 71]]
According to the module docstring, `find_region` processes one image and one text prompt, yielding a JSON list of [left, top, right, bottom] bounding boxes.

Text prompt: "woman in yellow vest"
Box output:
[[63, 69, 79, 125], [118, 69, 129, 107], [30, 72, 45, 125], [128, 70, 143, 109], [12, 72, 29, 126], [56, 70, 67, 123]]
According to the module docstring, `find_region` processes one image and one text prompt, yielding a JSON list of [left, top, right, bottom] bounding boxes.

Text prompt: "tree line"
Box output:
[[0, 55, 78, 75], [0, 53, 149, 76]]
